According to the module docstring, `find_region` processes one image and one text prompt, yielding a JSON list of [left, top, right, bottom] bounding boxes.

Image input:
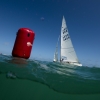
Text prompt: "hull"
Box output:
[[61, 61, 82, 66], [53, 59, 58, 62], [54, 60, 82, 66]]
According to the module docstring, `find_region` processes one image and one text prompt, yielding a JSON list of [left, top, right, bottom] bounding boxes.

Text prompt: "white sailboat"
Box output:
[[53, 16, 82, 66]]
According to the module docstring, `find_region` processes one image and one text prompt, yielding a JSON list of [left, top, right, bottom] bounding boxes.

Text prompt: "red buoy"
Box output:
[[12, 28, 35, 59]]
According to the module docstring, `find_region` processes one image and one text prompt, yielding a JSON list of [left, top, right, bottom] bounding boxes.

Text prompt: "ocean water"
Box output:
[[0, 55, 100, 100]]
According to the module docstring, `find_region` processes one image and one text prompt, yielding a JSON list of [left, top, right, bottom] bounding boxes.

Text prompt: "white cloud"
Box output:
[[40, 17, 45, 21]]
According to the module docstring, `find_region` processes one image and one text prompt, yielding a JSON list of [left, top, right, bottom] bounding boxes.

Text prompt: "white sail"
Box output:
[[61, 16, 79, 63], [53, 51, 58, 62], [53, 36, 60, 62]]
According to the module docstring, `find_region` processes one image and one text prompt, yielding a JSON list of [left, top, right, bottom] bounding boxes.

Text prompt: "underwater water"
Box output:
[[0, 55, 100, 100]]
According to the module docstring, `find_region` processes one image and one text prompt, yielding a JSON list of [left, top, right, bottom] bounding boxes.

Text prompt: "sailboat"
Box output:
[[53, 16, 82, 66]]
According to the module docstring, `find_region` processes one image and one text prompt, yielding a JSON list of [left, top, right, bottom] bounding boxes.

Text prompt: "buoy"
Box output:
[[12, 28, 35, 59]]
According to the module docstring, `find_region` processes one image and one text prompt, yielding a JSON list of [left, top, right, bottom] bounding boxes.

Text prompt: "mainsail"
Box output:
[[60, 16, 79, 63]]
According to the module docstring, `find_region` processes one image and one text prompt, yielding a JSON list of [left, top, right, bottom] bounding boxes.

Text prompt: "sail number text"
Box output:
[[63, 28, 67, 34], [63, 34, 70, 41]]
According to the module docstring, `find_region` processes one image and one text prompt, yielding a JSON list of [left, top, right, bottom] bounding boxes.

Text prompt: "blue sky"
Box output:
[[0, 0, 100, 65]]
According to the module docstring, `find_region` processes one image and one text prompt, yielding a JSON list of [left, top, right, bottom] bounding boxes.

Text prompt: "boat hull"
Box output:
[[61, 62, 82, 66], [56, 60, 82, 66]]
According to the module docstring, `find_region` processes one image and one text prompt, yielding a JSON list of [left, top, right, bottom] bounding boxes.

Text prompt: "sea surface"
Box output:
[[0, 55, 100, 100]]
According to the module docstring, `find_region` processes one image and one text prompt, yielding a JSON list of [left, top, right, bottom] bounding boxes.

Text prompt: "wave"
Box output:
[[0, 55, 100, 94]]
